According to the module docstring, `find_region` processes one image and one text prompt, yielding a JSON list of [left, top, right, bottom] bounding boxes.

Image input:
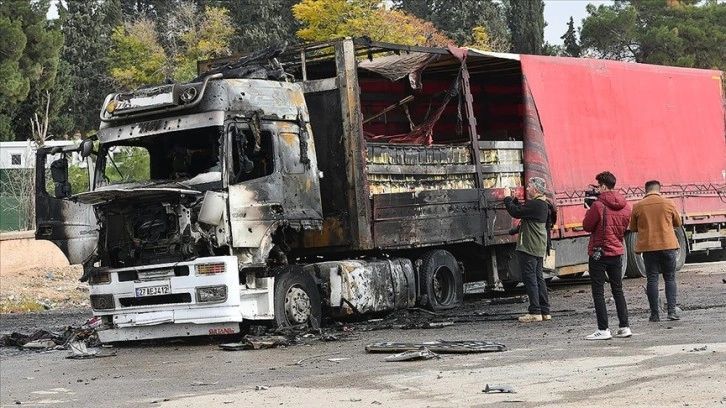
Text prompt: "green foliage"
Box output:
[[108, 3, 233, 88], [393, 0, 511, 51], [68, 164, 90, 195], [293, 0, 452, 46], [206, 0, 299, 54], [0, 0, 64, 141], [59, 0, 121, 137], [103, 147, 151, 184], [580, 0, 726, 69], [503, 0, 545, 54], [561, 17, 581, 57], [108, 19, 167, 89]]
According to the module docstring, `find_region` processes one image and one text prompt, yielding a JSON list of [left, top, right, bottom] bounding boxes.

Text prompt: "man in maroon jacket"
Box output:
[[582, 171, 633, 340]]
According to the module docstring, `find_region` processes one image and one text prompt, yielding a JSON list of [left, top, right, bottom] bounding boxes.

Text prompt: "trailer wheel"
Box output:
[[674, 228, 687, 271], [418, 250, 463, 311], [625, 232, 645, 278], [273, 266, 321, 329], [626, 229, 687, 278]]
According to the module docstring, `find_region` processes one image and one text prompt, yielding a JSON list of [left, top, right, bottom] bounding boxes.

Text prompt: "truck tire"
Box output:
[[417, 250, 463, 311], [674, 227, 687, 271], [620, 242, 628, 279], [625, 229, 687, 278], [625, 232, 645, 278], [273, 266, 321, 329]]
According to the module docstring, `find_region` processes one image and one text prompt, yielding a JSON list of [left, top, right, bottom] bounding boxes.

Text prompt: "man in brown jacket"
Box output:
[[629, 180, 683, 322]]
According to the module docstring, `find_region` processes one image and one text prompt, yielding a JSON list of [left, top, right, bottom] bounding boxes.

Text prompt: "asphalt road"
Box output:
[[1, 261, 725, 408]]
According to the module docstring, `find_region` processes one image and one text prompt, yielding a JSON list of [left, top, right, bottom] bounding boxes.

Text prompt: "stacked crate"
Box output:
[[479, 141, 524, 188]]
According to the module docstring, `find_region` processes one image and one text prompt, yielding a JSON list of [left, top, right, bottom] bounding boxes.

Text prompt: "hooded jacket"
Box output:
[[583, 190, 632, 257]]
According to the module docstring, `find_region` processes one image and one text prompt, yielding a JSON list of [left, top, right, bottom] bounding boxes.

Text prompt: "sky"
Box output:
[[49, 0, 613, 46], [543, 1, 613, 44]]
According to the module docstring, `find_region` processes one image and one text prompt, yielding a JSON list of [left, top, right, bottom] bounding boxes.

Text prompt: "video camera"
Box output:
[[584, 184, 601, 208]]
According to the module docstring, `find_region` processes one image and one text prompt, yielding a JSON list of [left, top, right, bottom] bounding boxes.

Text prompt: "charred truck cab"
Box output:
[[37, 38, 726, 342], [72, 75, 331, 341]]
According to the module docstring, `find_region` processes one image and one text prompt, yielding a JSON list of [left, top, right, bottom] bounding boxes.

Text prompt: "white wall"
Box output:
[[0, 141, 82, 170]]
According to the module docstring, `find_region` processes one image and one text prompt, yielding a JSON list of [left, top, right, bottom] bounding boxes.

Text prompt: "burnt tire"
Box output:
[[625, 232, 645, 278], [273, 266, 321, 329], [417, 250, 463, 311]]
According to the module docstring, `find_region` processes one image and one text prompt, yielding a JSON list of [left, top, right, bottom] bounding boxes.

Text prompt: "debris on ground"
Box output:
[[483, 384, 517, 393], [0, 316, 103, 355], [254, 385, 269, 391], [365, 340, 507, 353], [220, 335, 293, 350], [486, 296, 528, 305], [384, 347, 440, 362]]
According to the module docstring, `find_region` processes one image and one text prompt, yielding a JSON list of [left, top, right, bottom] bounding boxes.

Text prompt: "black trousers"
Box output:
[[589, 255, 629, 330], [518, 251, 550, 315]]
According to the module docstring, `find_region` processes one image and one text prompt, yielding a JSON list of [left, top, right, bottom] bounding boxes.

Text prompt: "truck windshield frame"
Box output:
[[94, 126, 225, 191]]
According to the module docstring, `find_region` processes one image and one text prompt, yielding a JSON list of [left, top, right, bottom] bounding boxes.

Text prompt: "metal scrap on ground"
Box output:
[[365, 340, 506, 353], [384, 346, 440, 362], [483, 384, 517, 394]]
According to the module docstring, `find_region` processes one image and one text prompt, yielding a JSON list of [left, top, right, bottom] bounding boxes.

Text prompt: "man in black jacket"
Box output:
[[503, 177, 555, 323]]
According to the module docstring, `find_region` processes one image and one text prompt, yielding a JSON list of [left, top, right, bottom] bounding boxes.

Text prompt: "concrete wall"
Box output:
[[0, 231, 71, 275]]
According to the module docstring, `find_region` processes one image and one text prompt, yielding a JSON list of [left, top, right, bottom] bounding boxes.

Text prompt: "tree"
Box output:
[[561, 16, 581, 57], [59, 0, 122, 138], [0, 0, 64, 141], [108, 1, 233, 89], [393, 0, 511, 52], [293, 0, 452, 46], [206, 0, 299, 54], [580, 0, 726, 69], [503, 0, 545, 54]]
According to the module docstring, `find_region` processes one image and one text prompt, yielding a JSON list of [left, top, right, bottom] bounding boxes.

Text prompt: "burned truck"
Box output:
[[36, 38, 726, 342]]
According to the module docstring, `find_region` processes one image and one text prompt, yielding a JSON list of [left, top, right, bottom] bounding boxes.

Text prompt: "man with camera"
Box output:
[[629, 180, 683, 322], [503, 177, 556, 323], [582, 171, 632, 340]]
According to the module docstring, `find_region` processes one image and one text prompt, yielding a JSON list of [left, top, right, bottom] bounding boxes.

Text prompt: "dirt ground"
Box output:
[[1, 258, 725, 408], [0, 238, 88, 313]]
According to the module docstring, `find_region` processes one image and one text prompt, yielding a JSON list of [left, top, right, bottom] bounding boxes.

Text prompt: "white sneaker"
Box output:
[[614, 327, 632, 338], [585, 329, 612, 340]]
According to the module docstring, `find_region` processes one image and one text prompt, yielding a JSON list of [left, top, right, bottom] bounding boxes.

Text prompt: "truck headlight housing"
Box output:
[[196, 285, 227, 303]]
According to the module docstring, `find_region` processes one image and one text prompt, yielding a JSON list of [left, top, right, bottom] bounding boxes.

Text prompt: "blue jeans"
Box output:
[[643, 250, 678, 315], [589, 255, 628, 330], [518, 251, 550, 315]]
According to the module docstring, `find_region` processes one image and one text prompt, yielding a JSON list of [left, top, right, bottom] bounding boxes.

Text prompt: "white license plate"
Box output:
[[135, 285, 170, 297]]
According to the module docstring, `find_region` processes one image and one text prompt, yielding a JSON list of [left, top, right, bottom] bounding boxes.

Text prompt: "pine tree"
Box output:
[[60, 0, 121, 137], [561, 17, 581, 57], [504, 0, 545, 54], [0, 0, 63, 141], [393, 0, 511, 51], [207, 0, 299, 53]]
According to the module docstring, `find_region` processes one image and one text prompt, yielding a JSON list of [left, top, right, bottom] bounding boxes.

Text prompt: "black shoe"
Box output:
[[667, 312, 680, 321], [649, 313, 660, 322]]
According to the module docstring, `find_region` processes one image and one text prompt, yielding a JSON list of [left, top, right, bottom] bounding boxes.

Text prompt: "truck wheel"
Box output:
[[273, 266, 321, 329], [675, 227, 687, 271], [626, 229, 687, 278], [418, 250, 463, 311], [620, 242, 628, 279], [625, 232, 645, 278]]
